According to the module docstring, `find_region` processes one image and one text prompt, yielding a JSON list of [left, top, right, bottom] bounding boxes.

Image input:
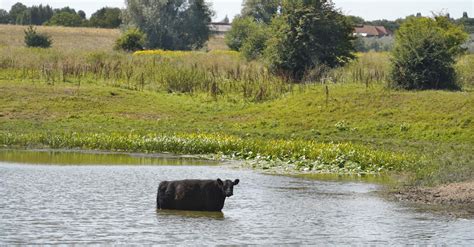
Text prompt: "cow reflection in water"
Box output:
[[157, 179, 239, 212], [157, 209, 225, 219]]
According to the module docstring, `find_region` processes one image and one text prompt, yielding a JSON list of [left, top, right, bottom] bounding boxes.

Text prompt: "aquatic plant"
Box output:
[[0, 131, 419, 175]]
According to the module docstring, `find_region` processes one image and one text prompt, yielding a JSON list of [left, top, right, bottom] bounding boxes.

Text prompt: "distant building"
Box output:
[[209, 22, 232, 36], [353, 25, 391, 37]]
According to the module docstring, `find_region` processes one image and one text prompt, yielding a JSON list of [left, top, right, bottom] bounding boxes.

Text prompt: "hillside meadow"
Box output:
[[0, 25, 473, 189]]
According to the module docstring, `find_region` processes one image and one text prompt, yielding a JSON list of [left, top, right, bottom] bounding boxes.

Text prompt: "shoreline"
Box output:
[[392, 181, 474, 207], [1, 147, 472, 213]]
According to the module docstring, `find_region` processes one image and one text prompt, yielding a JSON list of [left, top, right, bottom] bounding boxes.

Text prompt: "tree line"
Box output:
[[347, 11, 474, 34], [0, 2, 122, 28]]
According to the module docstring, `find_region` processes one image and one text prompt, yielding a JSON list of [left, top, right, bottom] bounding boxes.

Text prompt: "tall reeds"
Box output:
[[0, 47, 292, 101]]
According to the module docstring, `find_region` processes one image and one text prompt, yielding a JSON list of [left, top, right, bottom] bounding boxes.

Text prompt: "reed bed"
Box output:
[[324, 52, 390, 85], [0, 131, 418, 175], [0, 47, 292, 101]]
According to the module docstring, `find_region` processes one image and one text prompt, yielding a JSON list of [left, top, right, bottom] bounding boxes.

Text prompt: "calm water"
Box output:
[[0, 150, 473, 245]]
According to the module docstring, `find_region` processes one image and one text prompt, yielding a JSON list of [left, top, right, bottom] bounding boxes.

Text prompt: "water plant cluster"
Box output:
[[0, 132, 418, 175]]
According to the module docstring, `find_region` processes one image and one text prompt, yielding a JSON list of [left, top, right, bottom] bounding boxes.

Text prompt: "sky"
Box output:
[[0, 0, 472, 21]]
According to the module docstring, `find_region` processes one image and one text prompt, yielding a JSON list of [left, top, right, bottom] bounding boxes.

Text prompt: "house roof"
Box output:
[[354, 25, 390, 36]]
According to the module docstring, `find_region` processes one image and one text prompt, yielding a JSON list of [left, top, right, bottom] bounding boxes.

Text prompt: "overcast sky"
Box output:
[[0, 0, 472, 21]]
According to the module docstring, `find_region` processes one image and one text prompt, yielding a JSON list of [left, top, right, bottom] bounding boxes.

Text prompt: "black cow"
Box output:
[[157, 179, 239, 212]]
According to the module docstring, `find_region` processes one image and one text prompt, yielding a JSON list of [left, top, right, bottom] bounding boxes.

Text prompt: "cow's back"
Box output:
[[157, 180, 226, 211]]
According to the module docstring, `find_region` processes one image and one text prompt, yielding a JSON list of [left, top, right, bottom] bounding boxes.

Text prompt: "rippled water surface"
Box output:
[[0, 150, 473, 245]]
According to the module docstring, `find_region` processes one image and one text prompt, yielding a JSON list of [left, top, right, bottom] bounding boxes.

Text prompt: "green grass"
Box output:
[[0, 80, 472, 185]]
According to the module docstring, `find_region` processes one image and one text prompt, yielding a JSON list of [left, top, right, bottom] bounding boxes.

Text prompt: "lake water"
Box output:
[[0, 150, 473, 245]]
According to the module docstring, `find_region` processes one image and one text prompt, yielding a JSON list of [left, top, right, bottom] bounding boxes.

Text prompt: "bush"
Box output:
[[264, 0, 355, 81], [390, 16, 468, 90], [24, 26, 52, 48], [114, 28, 146, 52]]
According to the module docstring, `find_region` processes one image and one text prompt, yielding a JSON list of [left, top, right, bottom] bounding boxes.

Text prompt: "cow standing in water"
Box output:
[[157, 179, 239, 212]]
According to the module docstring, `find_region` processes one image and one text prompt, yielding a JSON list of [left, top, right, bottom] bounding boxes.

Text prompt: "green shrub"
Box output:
[[264, 0, 355, 81], [390, 16, 468, 90], [114, 28, 146, 52], [24, 26, 52, 48]]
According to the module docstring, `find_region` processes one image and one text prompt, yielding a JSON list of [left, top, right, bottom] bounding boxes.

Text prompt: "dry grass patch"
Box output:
[[0, 24, 120, 52]]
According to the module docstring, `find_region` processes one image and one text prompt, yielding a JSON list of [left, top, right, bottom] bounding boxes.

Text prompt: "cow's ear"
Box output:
[[217, 178, 223, 186], [233, 179, 240, 185]]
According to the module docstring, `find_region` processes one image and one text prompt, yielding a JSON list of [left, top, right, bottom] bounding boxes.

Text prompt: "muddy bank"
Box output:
[[391, 181, 474, 214]]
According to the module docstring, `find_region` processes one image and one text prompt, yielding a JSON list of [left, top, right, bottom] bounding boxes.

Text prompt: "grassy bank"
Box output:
[[1, 80, 472, 185]]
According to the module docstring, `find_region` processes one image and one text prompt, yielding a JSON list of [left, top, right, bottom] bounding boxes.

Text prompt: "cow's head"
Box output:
[[217, 178, 239, 197]]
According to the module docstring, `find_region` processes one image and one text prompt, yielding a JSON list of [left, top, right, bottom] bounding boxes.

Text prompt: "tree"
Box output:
[[125, 0, 213, 50], [46, 12, 82, 27], [15, 9, 31, 25], [78, 10, 86, 19], [225, 16, 258, 51], [54, 7, 76, 15], [240, 23, 268, 60], [346, 15, 364, 25], [29, 5, 54, 25], [0, 9, 9, 24], [462, 12, 468, 19], [89, 7, 122, 28], [390, 16, 468, 90], [264, 0, 355, 80], [225, 16, 268, 59], [9, 2, 28, 24], [222, 15, 230, 24], [241, 0, 280, 24]]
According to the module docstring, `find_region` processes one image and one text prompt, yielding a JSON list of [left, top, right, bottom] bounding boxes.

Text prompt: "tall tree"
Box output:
[[345, 15, 364, 25], [78, 10, 86, 19], [241, 0, 280, 24], [15, 9, 31, 25], [9, 2, 28, 24], [125, 0, 213, 50], [265, 0, 355, 80], [0, 9, 10, 24], [221, 15, 230, 24], [54, 7, 76, 15], [29, 5, 54, 25]]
